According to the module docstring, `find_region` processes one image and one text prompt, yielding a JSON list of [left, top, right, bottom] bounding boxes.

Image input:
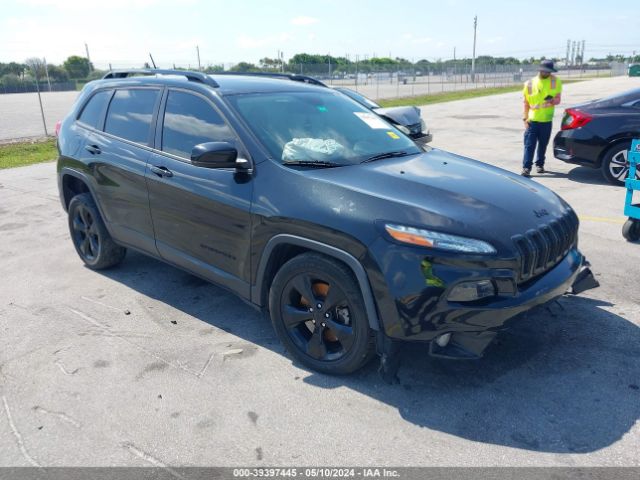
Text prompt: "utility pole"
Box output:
[[570, 41, 576, 66], [453, 46, 456, 61], [196, 45, 201, 71], [471, 15, 478, 82], [581, 40, 586, 66], [85, 42, 92, 72], [30, 64, 48, 136], [43, 57, 51, 92], [565, 39, 570, 67]]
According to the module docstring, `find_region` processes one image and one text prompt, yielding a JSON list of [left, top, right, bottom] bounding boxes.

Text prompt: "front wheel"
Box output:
[[622, 218, 640, 242], [268, 253, 375, 375], [68, 193, 126, 269]]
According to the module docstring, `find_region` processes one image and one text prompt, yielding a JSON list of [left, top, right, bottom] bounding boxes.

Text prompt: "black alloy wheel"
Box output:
[[269, 253, 375, 374], [71, 203, 100, 262], [67, 193, 126, 270], [281, 275, 354, 362]]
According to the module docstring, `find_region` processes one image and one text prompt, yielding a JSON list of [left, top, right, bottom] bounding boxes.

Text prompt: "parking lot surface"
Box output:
[[0, 76, 638, 467]]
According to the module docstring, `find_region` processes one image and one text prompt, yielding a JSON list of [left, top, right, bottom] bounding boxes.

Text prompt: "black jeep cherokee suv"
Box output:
[[57, 69, 596, 375]]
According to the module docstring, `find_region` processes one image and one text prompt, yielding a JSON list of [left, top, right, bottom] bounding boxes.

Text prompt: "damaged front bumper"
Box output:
[[428, 255, 600, 360]]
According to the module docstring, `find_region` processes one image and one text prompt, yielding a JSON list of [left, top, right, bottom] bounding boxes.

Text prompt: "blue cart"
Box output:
[[623, 139, 640, 241]]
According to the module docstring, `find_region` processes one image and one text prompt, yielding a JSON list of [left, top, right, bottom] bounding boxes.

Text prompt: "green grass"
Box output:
[[377, 85, 523, 107], [0, 138, 57, 169], [377, 78, 589, 108]]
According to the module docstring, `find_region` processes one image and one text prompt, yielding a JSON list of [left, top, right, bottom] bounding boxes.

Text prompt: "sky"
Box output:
[[0, 0, 638, 69]]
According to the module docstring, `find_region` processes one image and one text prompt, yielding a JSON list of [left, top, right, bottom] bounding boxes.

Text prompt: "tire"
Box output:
[[601, 141, 633, 185], [622, 218, 640, 242], [268, 253, 375, 375], [67, 193, 126, 270]]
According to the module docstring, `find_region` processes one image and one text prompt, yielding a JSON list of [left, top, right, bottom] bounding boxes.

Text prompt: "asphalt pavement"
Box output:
[[0, 75, 638, 467]]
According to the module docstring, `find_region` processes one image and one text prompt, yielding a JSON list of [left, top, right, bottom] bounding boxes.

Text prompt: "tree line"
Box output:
[[0, 56, 96, 87], [3, 51, 638, 87]]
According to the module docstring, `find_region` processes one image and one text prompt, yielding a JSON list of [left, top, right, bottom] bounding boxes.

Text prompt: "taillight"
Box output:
[[55, 120, 62, 137], [561, 109, 592, 130]]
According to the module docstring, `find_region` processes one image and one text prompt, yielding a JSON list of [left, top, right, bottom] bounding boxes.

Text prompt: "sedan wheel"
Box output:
[[602, 143, 637, 185]]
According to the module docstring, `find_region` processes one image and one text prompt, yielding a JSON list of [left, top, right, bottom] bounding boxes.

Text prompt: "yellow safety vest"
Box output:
[[523, 74, 562, 123]]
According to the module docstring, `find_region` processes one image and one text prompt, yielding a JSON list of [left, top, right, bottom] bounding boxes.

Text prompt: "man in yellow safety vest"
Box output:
[[522, 59, 562, 176]]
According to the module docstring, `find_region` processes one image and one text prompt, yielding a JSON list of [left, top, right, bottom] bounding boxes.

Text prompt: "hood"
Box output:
[[312, 148, 572, 250], [373, 106, 422, 127]]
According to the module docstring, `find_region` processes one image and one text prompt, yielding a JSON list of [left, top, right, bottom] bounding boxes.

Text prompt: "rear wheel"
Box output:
[[601, 142, 633, 185], [622, 218, 640, 242], [268, 253, 375, 374], [68, 193, 126, 269]]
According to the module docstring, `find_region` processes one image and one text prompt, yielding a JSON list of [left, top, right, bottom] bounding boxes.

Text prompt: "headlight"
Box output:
[[384, 224, 496, 254], [420, 118, 427, 132]]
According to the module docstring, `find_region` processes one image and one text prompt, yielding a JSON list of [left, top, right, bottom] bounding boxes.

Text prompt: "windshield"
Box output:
[[227, 90, 420, 165]]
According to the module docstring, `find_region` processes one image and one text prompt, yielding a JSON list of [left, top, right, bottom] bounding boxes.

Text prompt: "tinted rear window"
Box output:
[[78, 90, 112, 128], [104, 89, 159, 144], [590, 88, 640, 108]]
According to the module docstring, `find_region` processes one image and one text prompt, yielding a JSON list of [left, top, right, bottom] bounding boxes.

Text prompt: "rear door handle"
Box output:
[[85, 144, 101, 154], [150, 165, 173, 178]]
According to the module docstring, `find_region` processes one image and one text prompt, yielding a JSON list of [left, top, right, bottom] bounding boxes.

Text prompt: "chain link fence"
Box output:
[[0, 62, 626, 142], [257, 63, 618, 100]]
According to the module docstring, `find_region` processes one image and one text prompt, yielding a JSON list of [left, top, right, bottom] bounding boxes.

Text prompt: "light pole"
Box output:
[[471, 15, 477, 82]]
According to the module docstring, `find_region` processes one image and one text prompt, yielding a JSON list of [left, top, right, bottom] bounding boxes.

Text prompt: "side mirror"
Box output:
[[191, 142, 239, 169]]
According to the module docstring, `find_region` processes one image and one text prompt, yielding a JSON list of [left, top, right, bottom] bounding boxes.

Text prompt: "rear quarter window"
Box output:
[[104, 88, 160, 145], [77, 90, 112, 128]]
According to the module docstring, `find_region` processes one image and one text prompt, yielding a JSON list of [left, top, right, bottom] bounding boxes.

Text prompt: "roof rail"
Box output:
[[212, 71, 327, 87], [102, 69, 219, 88]]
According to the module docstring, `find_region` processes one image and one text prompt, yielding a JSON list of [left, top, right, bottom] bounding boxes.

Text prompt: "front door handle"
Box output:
[[85, 144, 101, 154], [150, 165, 173, 178]]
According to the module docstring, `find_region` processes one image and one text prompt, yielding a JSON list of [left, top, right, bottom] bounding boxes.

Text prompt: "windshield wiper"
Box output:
[[361, 150, 410, 163], [283, 160, 344, 168]]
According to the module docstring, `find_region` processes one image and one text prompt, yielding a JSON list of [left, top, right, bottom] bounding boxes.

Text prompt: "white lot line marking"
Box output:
[[54, 359, 79, 376], [67, 307, 203, 378], [77, 331, 152, 339], [194, 352, 215, 378], [122, 442, 185, 479], [32, 406, 81, 428], [2, 396, 40, 467], [80, 296, 122, 312], [0, 184, 59, 203]]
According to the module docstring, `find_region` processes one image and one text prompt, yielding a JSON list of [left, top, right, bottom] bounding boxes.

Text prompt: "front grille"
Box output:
[[512, 211, 579, 283]]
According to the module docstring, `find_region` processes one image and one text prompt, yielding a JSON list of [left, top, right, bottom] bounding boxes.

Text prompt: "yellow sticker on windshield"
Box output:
[[387, 131, 400, 139]]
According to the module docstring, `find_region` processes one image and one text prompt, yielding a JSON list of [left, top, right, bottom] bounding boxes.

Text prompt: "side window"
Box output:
[[77, 90, 112, 128], [104, 89, 159, 145], [162, 90, 235, 159]]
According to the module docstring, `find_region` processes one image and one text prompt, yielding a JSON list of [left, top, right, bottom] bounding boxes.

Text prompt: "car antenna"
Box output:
[[149, 53, 157, 69]]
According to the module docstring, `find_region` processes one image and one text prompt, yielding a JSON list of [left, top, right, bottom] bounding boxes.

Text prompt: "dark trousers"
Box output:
[[523, 121, 552, 169]]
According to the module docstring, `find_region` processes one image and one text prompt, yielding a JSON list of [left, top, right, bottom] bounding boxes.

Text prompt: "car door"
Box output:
[[81, 87, 161, 254], [146, 88, 254, 298]]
